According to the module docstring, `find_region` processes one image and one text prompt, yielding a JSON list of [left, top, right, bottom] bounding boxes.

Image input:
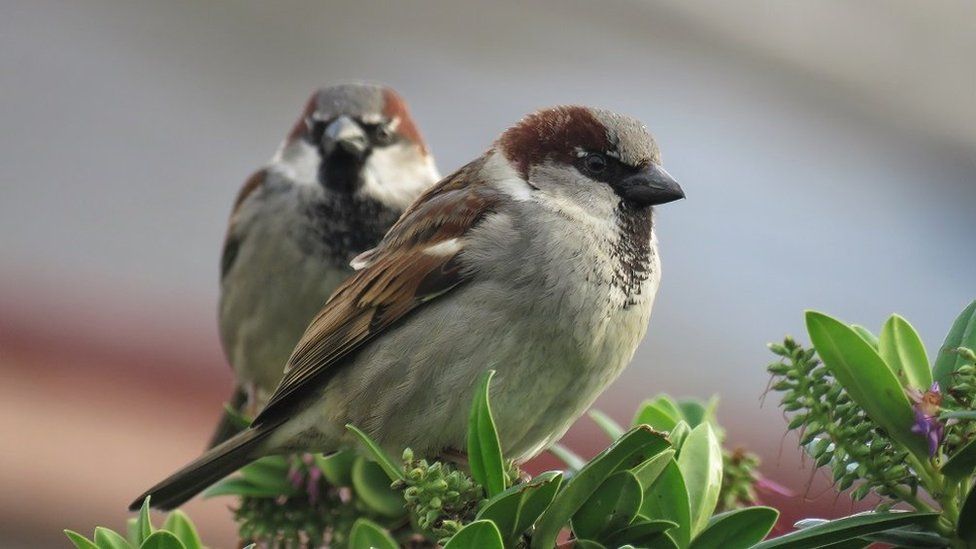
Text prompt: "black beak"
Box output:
[[323, 115, 370, 160], [318, 115, 371, 192], [617, 164, 685, 207]]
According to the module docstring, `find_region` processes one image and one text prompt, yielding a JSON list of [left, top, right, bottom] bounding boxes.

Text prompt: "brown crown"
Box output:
[[382, 88, 427, 154], [283, 86, 428, 154], [497, 106, 611, 178]]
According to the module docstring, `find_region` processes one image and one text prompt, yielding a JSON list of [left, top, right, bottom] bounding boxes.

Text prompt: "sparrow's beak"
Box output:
[[323, 115, 369, 158], [617, 164, 685, 207]]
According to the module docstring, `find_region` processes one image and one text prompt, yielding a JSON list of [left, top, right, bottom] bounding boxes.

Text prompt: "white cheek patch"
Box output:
[[496, 178, 534, 201], [483, 151, 534, 201], [359, 143, 440, 210], [272, 140, 321, 185], [423, 238, 463, 257]]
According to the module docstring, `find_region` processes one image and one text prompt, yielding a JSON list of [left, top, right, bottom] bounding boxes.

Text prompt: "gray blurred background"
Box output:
[[1, 0, 974, 546]]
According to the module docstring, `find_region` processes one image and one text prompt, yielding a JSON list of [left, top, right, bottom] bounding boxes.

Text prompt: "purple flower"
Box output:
[[907, 382, 944, 457], [285, 453, 325, 504]]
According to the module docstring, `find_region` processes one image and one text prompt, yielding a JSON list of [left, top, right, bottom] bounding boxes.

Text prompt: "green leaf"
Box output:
[[477, 471, 562, 545], [633, 401, 679, 432], [690, 506, 779, 549], [239, 457, 294, 492], [572, 470, 643, 540], [878, 314, 932, 390], [532, 426, 671, 549], [590, 409, 626, 441], [959, 482, 976, 542], [222, 402, 252, 430], [126, 519, 139, 547], [752, 511, 939, 549], [942, 437, 976, 479], [94, 527, 133, 549], [864, 527, 950, 547], [203, 477, 297, 499], [65, 530, 98, 549], [602, 520, 678, 547], [161, 511, 202, 549], [653, 396, 685, 422], [315, 450, 357, 486], [641, 459, 692, 548], [134, 497, 153, 545], [933, 300, 976, 386], [348, 518, 398, 549], [643, 533, 681, 549], [550, 443, 587, 471], [677, 423, 722, 536], [677, 400, 708, 429], [573, 541, 607, 549], [346, 424, 405, 481], [669, 421, 691, 452], [850, 325, 879, 350], [139, 531, 185, 549], [468, 369, 506, 497], [443, 520, 504, 549], [351, 457, 405, 518], [805, 311, 929, 460], [941, 410, 976, 420], [813, 540, 870, 549], [632, 449, 676, 491]]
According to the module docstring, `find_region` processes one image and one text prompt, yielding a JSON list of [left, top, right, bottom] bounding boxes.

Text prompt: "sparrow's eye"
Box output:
[[306, 118, 326, 143], [583, 153, 608, 174], [373, 125, 395, 145]]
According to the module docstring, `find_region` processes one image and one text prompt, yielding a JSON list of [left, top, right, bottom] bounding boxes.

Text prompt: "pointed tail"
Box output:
[[129, 427, 272, 511]]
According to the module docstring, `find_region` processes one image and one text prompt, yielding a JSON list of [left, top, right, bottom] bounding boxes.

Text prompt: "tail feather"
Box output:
[[130, 427, 272, 511], [206, 386, 249, 449]]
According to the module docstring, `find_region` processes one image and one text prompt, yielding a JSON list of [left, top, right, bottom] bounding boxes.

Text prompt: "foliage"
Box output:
[[65, 498, 208, 549], [71, 299, 976, 547], [106, 372, 780, 548], [768, 300, 976, 547]]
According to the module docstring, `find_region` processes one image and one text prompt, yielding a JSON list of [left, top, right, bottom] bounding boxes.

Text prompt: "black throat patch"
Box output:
[[305, 192, 402, 266], [319, 148, 370, 193], [609, 202, 654, 306]]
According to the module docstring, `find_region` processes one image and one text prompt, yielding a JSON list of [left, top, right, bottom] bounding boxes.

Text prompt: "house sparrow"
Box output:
[[133, 105, 684, 510], [212, 84, 440, 445]]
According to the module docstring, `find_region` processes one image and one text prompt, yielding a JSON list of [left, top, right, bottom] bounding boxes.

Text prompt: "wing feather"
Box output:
[[253, 159, 502, 426]]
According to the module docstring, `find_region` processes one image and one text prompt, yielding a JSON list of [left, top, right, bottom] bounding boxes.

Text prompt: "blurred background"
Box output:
[[2, 0, 974, 546]]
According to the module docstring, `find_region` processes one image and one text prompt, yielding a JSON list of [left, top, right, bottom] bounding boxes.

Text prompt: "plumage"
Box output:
[[211, 84, 439, 446], [133, 105, 684, 511]]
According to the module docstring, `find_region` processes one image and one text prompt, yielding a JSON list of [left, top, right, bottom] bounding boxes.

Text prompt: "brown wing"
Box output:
[[253, 159, 500, 426], [221, 169, 268, 280]]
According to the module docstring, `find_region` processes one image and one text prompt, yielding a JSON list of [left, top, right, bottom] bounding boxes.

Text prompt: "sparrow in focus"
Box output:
[[212, 83, 440, 445], [134, 105, 684, 510]]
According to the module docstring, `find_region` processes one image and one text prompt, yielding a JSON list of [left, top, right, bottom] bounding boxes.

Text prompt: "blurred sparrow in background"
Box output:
[[135, 105, 684, 510], [213, 83, 440, 445]]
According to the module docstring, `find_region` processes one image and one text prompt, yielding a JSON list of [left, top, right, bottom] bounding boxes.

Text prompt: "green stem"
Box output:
[[907, 454, 942, 496], [889, 483, 935, 514]]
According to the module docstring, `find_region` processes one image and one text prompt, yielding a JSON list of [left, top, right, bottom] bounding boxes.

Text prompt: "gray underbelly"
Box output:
[[220, 251, 350, 396], [285, 279, 646, 460]]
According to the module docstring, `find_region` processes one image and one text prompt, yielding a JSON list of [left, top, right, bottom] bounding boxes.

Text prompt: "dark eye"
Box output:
[[373, 125, 395, 145], [583, 153, 607, 174], [306, 117, 326, 143]]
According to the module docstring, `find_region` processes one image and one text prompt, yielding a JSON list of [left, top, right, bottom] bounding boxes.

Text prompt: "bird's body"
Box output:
[[134, 105, 683, 510], [219, 169, 403, 396], [216, 85, 439, 430], [266, 152, 660, 460]]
